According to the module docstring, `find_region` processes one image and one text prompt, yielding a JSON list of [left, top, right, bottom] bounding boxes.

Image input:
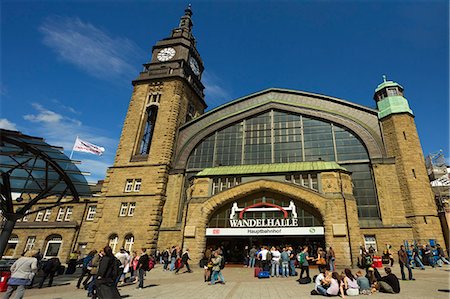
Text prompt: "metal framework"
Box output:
[[0, 129, 91, 256]]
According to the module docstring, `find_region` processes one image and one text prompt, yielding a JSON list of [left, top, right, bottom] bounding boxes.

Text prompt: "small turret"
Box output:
[[373, 75, 413, 119]]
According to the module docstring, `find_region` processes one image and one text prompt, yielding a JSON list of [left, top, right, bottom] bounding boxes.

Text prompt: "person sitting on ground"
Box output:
[[324, 272, 346, 298], [378, 267, 400, 294], [355, 270, 371, 295], [365, 267, 380, 293], [342, 268, 359, 296], [313, 268, 330, 295]]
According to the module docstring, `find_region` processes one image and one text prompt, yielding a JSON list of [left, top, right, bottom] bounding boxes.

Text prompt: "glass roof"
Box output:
[[0, 130, 91, 198]]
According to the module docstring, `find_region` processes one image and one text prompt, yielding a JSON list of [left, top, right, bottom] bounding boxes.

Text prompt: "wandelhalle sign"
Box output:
[[206, 201, 324, 236]]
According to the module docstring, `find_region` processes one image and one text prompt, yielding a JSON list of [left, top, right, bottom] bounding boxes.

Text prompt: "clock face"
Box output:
[[157, 47, 176, 61], [189, 57, 200, 75]]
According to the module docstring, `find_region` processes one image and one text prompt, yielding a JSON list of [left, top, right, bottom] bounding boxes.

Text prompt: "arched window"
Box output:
[[140, 106, 158, 155], [124, 234, 134, 252], [3, 234, 19, 258], [187, 110, 379, 219], [108, 234, 119, 253], [44, 234, 62, 258]]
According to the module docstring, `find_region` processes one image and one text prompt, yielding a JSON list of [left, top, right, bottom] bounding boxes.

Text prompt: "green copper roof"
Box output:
[[375, 80, 404, 93], [377, 96, 413, 119], [196, 161, 347, 177]]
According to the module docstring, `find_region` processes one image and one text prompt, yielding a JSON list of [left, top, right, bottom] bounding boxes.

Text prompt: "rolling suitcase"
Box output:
[[254, 267, 262, 277]]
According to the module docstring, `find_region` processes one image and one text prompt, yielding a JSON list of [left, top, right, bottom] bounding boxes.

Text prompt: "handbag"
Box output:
[[317, 257, 326, 265]]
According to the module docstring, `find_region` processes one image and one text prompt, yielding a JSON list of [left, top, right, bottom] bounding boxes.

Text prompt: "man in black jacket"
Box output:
[[175, 248, 192, 274], [38, 257, 61, 288], [137, 248, 149, 289], [378, 267, 400, 294], [95, 246, 121, 299]]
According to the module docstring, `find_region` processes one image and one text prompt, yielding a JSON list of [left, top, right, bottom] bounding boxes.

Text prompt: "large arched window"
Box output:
[[139, 105, 158, 155], [44, 234, 62, 258], [187, 110, 379, 219]]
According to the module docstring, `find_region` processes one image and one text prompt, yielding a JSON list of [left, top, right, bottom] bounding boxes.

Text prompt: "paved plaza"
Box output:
[[16, 264, 450, 299]]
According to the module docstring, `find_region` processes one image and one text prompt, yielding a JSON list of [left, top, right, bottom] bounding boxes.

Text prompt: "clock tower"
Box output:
[[91, 6, 207, 253]]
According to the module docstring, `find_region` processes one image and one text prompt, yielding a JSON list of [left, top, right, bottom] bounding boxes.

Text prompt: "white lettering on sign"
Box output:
[[206, 227, 324, 236], [229, 218, 299, 228]]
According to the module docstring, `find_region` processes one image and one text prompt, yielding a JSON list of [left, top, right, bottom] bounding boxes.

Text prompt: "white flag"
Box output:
[[73, 137, 105, 156]]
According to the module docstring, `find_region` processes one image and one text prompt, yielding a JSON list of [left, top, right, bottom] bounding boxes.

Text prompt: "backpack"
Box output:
[[298, 252, 305, 264], [148, 257, 155, 271], [219, 256, 226, 270], [266, 251, 272, 261], [364, 255, 373, 266], [258, 271, 270, 279], [298, 277, 312, 284]]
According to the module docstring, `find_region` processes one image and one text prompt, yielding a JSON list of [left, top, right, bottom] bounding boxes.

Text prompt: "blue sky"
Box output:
[[1, 0, 448, 182]]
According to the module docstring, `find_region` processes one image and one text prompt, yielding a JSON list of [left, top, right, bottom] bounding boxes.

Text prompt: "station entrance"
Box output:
[[206, 235, 325, 263], [205, 192, 325, 263]]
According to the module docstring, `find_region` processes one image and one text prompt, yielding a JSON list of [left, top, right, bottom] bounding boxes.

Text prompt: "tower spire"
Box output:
[[178, 4, 193, 33]]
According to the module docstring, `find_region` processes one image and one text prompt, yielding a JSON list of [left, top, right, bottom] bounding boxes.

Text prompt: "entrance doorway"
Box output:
[[206, 235, 325, 264]]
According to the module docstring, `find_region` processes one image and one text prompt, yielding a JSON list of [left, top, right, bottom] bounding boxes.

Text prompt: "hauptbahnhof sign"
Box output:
[[206, 201, 324, 236]]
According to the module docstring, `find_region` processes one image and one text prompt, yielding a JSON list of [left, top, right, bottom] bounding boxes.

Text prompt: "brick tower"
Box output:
[[91, 5, 206, 252], [374, 76, 444, 245]]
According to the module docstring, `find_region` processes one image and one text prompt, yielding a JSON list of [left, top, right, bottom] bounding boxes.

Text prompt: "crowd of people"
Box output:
[[3, 241, 448, 298]]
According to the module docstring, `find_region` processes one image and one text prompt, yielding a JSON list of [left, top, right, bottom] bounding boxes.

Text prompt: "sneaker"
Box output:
[[410, 278, 416, 280]]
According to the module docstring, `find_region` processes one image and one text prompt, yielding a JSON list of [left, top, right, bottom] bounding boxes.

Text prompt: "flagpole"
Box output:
[[69, 136, 78, 160]]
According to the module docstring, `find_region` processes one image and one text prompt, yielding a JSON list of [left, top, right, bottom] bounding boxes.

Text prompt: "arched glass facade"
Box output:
[[187, 110, 380, 219]]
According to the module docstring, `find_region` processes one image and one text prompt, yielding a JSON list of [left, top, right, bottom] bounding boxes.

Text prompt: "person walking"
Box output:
[[162, 248, 170, 271], [114, 248, 130, 285], [169, 246, 177, 271], [175, 248, 192, 274], [95, 246, 121, 299], [398, 245, 414, 281], [77, 250, 97, 289], [248, 245, 257, 268], [209, 251, 225, 285], [297, 246, 313, 281], [38, 257, 61, 288], [3, 250, 38, 299], [137, 248, 150, 289], [86, 249, 103, 298]]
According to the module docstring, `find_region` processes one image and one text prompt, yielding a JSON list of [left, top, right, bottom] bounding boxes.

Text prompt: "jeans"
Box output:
[[413, 256, 425, 269], [271, 260, 279, 277], [289, 260, 296, 276], [138, 269, 146, 288], [428, 256, 435, 267], [163, 260, 170, 270], [439, 256, 450, 265], [329, 257, 335, 271], [317, 285, 328, 295], [399, 261, 413, 280], [249, 257, 256, 268], [169, 257, 176, 271], [281, 261, 289, 277], [4, 285, 26, 299], [210, 270, 225, 285], [87, 276, 97, 296]]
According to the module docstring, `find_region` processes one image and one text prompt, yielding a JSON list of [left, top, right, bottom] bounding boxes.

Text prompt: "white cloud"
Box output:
[[202, 71, 232, 109], [0, 118, 17, 130], [22, 103, 117, 183], [24, 103, 64, 123], [39, 16, 144, 81]]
